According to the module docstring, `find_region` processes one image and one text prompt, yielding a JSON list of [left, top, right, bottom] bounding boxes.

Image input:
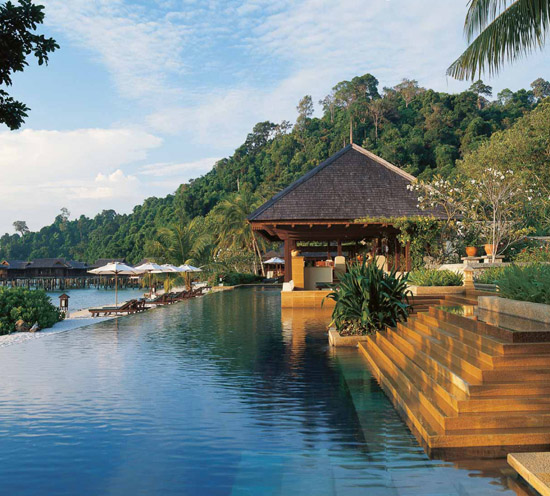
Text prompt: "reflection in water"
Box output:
[[0, 288, 534, 495]]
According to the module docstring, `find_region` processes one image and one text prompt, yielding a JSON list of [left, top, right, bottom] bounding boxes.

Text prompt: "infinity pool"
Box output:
[[0, 287, 532, 495]]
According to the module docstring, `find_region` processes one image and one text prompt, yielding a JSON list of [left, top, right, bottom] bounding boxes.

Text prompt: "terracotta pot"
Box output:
[[484, 244, 496, 256], [465, 246, 477, 257]]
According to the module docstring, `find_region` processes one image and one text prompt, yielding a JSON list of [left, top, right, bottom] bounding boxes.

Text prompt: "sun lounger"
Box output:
[[89, 299, 147, 317], [145, 293, 176, 306], [171, 290, 192, 301]]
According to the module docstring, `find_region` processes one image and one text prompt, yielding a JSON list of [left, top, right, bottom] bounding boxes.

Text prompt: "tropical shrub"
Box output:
[[497, 264, 550, 305], [325, 260, 411, 336], [408, 269, 463, 287], [0, 288, 63, 335], [513, 244, 550, 264], [474, 267, 505, 285]]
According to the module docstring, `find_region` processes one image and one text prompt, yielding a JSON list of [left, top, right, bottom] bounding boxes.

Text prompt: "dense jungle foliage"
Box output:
[[0, 74, 546, 267]]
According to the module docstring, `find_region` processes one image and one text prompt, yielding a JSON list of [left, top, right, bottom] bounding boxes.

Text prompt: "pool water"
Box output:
[[47, 287, 146, 311], [0, 288, 533, 495]]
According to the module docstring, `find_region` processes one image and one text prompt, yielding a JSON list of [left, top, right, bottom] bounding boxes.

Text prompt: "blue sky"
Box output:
[[0, 0, 548, 234]]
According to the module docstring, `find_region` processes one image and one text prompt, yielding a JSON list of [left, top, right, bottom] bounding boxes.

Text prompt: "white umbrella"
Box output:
[[178, 264, 202, 272], [160, 264, 181, 293], [88, 262, 137, 307], [134, 262, 164, 273], [178, 264, 202, 290], [160, 264, 180, 273], [264, 257, 285, 265], [134, 262, 164, 293]]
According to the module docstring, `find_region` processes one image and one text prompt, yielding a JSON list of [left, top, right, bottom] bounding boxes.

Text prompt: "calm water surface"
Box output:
[[47, 288, 145, 311], [0, 288, 533, 495]]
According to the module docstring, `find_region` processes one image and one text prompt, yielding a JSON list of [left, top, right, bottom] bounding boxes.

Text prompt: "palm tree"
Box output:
[[145, 216, 212, 267], [212, 189, 267, 276], [448, 0, 550, 80], [145, 216, 213, 290]]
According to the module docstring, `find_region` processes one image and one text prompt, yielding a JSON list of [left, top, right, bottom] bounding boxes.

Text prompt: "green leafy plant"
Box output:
[[497, 264, 550, 305], [0, 288, 63, 335], [408, 268, 463, 287], [325, 260, 411, 336], [514, 244, 550, 263], [474, 267, 505, 285]]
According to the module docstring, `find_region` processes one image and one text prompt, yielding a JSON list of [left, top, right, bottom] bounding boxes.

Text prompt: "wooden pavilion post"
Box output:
[[337, 239, 343, 257], [283, 238, 296, 282], [405, 241, 411, 272]]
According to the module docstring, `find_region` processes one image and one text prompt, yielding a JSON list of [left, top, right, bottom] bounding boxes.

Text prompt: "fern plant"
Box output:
[[324, 260, 411, 336]]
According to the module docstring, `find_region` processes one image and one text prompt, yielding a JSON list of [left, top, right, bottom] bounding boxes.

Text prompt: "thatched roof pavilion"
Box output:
[[248, 144, 444, 282]]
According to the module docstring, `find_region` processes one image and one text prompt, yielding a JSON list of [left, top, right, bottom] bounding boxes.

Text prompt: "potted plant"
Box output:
[[466, 246, 478, 257], [459, 220, 482, 257], [484, 243, 496, 256]]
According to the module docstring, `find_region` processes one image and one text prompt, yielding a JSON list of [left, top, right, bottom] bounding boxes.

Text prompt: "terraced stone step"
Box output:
[[456, 396, 550, 414], [367, 334, 451, 428], [443, 295, 479, 306], [446, 411, 550, 431], [431, 306, 550, 343], [399, 319, 494, 369], [358, 339, 444, 444], [372, 332, 465, 413], [379, 328, 480, 396], [359, 341, 550, 450], [386, 327, 484, 385], [468, 382, 550, 397], [419, 312, 550, 356], [418, 312, 507, 354]]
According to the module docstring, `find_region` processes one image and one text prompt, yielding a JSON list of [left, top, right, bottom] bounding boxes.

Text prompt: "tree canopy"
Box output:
[[0, 0, 58, 129], [0, 73, 545, 267]]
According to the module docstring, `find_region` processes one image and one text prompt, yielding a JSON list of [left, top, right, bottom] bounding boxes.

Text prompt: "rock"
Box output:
[[29, 322, 40, 333], [15, 319, 30, 332]]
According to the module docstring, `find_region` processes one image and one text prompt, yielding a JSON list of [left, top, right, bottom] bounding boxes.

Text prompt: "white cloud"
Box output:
[[73, 170, 140, 200], [139, 157, 220, 178], [42, 0, 188, 101], [0, 128, 165, 233], [148, 0, 549, 148]]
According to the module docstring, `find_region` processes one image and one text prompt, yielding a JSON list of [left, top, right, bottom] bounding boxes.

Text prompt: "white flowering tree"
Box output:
[[408, 175, 468, 263], [411, 169, 539, 263], [465, 168, 534, 262]]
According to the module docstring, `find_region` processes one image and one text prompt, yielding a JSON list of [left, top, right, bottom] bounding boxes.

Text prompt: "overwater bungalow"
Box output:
[[24, 259, 88, 278], [0, 258, 90, 280], [248, 144, 444, 305]]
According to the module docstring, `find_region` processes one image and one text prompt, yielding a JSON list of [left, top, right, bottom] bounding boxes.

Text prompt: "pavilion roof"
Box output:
[[248, 144, 445, 222]]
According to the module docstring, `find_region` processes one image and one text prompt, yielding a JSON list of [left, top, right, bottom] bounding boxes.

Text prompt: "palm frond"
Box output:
[[449, 0, 550, 80]]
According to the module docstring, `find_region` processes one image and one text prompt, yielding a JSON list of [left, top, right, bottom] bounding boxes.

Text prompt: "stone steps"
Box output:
[[360, 340, 550, 450], [358, 296, 550, 454]]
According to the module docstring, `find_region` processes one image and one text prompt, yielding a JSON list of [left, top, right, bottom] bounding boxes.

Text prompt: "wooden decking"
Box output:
[[359, 292, 550, 458]]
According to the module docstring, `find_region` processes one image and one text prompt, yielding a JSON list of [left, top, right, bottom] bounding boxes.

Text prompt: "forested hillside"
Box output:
[[1, 74, 546, 264]]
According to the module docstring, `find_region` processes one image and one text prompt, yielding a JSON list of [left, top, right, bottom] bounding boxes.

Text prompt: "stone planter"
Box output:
[[408, 285, 465, 296], [478, 296, 550, 324], [328, 327, 371, 347]]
